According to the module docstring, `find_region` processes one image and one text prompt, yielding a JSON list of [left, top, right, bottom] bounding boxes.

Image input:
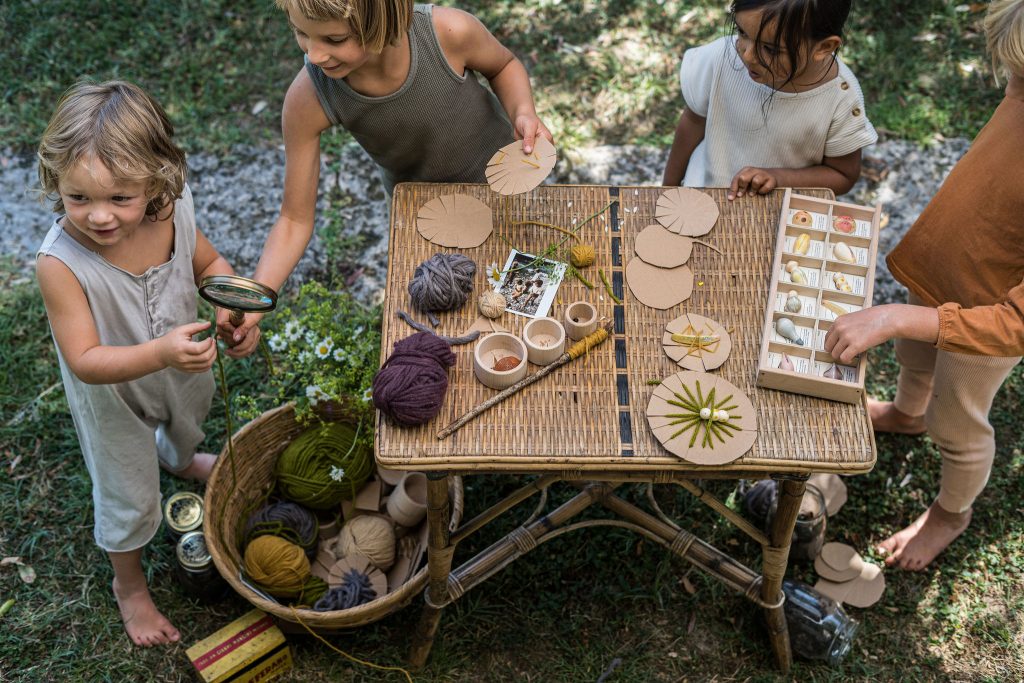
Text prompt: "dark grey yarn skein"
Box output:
[[407, 253, 476, 315], [312, 569, 378, 611]]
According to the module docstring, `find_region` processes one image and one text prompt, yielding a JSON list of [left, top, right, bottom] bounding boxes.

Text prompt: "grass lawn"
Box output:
[[2, 0, 1022, 681]]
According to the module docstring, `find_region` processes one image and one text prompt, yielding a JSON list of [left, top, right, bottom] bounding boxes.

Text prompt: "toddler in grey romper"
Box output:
[[37, 185, 215, 552]]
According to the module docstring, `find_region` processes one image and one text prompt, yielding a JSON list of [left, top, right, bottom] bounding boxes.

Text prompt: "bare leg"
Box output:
[[867, 398, 925, 435], [109, 548, 180, 646], [877, 502, 971, 570], [168, 452, 217, 481]]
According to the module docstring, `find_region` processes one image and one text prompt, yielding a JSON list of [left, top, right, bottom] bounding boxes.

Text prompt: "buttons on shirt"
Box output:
[[840, 81, 850, 90], [852, 107, 861, 116]]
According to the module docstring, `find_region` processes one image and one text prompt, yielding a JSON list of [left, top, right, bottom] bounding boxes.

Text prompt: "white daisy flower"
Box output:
[[267, 333, 286, 352], [353, 325, 365, 337], [304, 329, 318, 345], [305, 384, 329, 406], [329, 465, 346, 481], [485, 262, 503, 287], [298, 350, 312, 364], [314, 337, 334, 359], [333, 347, 348, 362], [361, 387, 373, 403], [284, 320, 302, 341]]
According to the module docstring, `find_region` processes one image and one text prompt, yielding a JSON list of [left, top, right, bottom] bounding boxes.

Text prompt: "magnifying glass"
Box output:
[[198, 275, 278, 326]]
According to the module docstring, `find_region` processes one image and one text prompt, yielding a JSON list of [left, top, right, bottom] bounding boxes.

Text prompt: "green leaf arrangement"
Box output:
[[663, 380, 742, 449]]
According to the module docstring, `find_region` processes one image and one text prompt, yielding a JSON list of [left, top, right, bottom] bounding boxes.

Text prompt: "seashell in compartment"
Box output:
[[832, 272, 853, 293], [785, 290, 802, 313], [792, 210, 813, 226], [823, 364, 844, 380], [832, 241, 856, 264], [785, 260, 807, 285], [778, 353, 795, 371], [821, 300, 848, 317], [832, 215, 856, 234], [794, 233, 811, 255], [776, 317, 803, 345]]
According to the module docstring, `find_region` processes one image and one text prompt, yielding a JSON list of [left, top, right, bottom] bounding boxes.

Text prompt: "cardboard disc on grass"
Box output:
[[416, 194, 493, 248], [646, 370, 757, 465], [655, 187, 720, 236], [820, 542, 859, 572], [634, 224, 693, 268], [814, 561, 885, 608], [485, 137, 557, 196], [808, 473, 848, 517], [625, 257, 693, 309], [662, 313, 731, 371], [814, 553, 862, 583]]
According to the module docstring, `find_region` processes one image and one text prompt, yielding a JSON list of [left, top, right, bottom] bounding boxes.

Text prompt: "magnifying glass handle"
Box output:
[[229, 309, 245, 327]]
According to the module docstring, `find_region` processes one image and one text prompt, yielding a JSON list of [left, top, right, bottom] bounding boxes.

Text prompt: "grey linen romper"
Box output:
[[304, 3, 514, 195], [37, 185, 215, 552]]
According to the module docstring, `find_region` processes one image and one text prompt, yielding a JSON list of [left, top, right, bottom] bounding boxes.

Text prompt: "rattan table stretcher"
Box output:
[[377, 183, 876, 672]]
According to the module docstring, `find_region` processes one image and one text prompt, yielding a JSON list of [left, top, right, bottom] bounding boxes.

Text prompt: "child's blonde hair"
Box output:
[[275, 0, 412, 53], [37, 80, 186, 219], [985, 0, 1024, 81]]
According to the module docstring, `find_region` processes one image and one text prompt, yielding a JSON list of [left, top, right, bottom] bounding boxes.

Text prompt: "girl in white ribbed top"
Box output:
[[662, 0, 877, 200]]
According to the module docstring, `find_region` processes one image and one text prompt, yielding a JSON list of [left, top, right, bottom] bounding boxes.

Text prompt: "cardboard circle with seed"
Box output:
[[662, 313, 731, 371]]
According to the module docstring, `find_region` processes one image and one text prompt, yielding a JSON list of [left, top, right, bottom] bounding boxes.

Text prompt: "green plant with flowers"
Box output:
[[233, 280, 381, 429]]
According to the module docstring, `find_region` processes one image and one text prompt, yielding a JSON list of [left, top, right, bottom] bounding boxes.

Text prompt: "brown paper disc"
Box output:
[[814, 554, 861, 583], [662, 313, 732, 371], [416, 194, 493, 248], [655, 187, 720, 236], [820, 542, 861, 572], [843, 562, 886, 608], [646, 370, 757, 465], [485, 137, 557, 196], [807, 473, 849, 517], [634, 224, 693, 268], [813, 577, 852, 604], [625, 257, 693, 309], [328, 554, 388, 599]]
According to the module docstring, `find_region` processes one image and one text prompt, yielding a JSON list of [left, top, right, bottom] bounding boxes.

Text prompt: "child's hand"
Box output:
[[216, 309, 264, 348], [223, 321, 261, 359], [729, 167, 778, 200], [513, 114, 554, 155], [824, 306, 898, 364], [158, 321, 217, 372]]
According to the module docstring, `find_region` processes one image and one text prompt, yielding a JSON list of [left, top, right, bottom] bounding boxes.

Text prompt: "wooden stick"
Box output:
[[437, 322, 613, 440]]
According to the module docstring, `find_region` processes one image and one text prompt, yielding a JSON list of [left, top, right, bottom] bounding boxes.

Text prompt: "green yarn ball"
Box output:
[[275, 422, 372, 510]]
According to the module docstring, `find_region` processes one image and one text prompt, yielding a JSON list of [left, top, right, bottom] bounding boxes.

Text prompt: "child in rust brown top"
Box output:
[[824, 0, 1024, 570]]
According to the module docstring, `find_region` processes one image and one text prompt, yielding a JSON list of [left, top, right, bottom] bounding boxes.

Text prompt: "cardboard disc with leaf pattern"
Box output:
[[662, 313, 731, 371], [485, 137, 557, 196], [646, 370, 756, 465], [655, 187, 720, 236], [416, 194, 493, 248]]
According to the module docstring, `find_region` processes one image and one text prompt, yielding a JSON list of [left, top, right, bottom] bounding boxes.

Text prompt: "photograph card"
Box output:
[[494, 249, 566, 319]]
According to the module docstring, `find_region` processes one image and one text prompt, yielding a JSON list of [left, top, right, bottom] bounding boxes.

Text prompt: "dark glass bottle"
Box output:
[[783, 579, 859, 665], [174, 531, 229, 603]]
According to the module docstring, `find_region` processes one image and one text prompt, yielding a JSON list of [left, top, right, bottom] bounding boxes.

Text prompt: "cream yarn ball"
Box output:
[[478, 290, 507, 319], [336, 515, 396, 570]]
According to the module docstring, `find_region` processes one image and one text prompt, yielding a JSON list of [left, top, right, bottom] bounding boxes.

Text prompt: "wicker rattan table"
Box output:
[[377, 183, 876, 672]]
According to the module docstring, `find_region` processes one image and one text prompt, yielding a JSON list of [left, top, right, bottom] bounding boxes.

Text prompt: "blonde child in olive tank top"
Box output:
[[226, 1, 552, 345], [35, 81, 258, 647]]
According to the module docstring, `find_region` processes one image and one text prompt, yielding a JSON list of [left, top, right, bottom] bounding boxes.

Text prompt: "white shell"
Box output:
[[785, 291, 802, 313], [776, 317, 803, 345], [715, 409, 730, 422], [833, 241, 856, 264], [699, 407, 712, 420]]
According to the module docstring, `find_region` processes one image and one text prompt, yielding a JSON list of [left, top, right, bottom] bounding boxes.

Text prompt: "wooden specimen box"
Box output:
[[756, 189, 882, 404]]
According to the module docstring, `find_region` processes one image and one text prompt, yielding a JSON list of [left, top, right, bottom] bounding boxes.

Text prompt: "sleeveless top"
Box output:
[[305, 3, 514, 193], [37, 185, 214, 550]]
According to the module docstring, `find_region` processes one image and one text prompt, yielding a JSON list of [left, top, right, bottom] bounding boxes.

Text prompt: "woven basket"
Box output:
[[204, 401, 464, 629]]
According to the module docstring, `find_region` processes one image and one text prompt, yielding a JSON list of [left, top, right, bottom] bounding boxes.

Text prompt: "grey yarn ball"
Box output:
[[408, 253, 476, 313]]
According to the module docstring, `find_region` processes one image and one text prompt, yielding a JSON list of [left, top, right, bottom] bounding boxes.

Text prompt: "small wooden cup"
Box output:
[[385, 472, 428, 527], [522, 317, 565, 365], [473, 332, 528, 389], [564, 301, 598, 340]]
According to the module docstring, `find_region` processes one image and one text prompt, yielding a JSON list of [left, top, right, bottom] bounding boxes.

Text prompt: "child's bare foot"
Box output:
[[174, 452, 217, 482], [112, 578, 181, 646], [868, 398, 926, 435], [877, 503, 972, 570]]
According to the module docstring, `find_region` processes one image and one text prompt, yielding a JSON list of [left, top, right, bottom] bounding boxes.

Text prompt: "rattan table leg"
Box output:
[[761, 477, 806, 673], [408, 472, 454, 668]]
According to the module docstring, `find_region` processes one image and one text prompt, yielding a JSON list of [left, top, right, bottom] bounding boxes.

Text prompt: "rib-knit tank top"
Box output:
[[305, 4, 514, 194]]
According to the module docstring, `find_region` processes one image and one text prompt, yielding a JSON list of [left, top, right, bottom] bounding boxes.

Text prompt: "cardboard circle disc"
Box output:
[[662, 313, 732, 371], [820, 542, 860, 572], [634, 224, 693, 268], [485, 137, 557, 196], [843, 562, 886, 608], [814, 554, 861, 583], [625, 258, 693, 309], [416, 194, 493, 248], [646, 370, 757, 465], [807, 472, 849, 517], [655, 187, 720, 236]]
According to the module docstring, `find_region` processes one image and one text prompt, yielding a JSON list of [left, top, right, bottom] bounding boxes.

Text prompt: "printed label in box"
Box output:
[[788, 209, 829, 231], [783, 234, 825, 258], [774, 292, 816, 317], [766, 352, 811, 374], [826, 271, 865, 296], [828, 243, 869, 267], [771, 320, 813, 347], [782, 264, 820, 288], [813, 362, 858, 382]]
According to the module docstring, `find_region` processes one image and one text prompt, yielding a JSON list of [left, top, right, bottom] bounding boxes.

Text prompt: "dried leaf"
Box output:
[[1, 557, 22, 567], [17, 565, 35, 584], [681, 574, 697, 595]]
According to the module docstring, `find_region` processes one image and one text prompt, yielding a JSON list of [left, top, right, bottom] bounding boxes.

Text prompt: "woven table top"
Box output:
[[376, 183, 876, 476]]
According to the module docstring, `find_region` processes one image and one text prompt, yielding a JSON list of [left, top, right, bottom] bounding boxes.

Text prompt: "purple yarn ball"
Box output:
[[372, 332, 456, 426]]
